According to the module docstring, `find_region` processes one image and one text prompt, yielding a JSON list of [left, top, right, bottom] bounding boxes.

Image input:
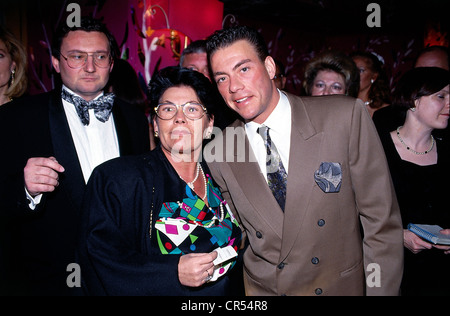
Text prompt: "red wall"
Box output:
[[22, 0, 223, 95]]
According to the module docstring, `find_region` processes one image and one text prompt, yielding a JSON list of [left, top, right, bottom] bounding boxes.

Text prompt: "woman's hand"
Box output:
[[178, 251, 218, 287], [403, 229, 433, 254], [432, 229, 450, 255]]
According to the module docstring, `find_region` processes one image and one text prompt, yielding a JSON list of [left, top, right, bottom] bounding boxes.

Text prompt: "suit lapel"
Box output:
[[48, 90, 86, 210], [227, 121, 284, 239], [280, 94, 322, 259]]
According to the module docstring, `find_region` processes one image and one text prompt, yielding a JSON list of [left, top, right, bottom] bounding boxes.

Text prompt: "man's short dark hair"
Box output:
[[206, 26, 269, 63], [52, 16, 119, 60]]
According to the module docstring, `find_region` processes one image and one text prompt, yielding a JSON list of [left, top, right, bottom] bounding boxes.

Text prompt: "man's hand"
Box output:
[[24, 157, 65, 197]]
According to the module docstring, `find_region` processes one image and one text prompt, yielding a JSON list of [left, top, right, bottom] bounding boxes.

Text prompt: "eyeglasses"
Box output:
[[60, 51, 112, 69], [155, 102, 207, 120]]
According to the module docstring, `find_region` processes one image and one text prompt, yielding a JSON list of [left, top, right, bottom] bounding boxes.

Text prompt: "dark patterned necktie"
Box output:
[[61, 89, 115, 126], [257, 125, 288, 211]]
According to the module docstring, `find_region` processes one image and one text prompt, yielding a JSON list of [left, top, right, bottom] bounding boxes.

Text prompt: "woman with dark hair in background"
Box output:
[[106, 58, 156, 150], [351, 51, 391, 117], [377, 67, 450, 296], [107, 58, 148, 111]]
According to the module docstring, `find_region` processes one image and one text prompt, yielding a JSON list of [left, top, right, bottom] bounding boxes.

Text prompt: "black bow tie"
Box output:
[[61, 89, 115, 126]]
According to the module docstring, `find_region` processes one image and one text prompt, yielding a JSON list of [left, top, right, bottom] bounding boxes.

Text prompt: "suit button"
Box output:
[[311, 257, 319, 265], [318, 219, 325, 227], [256, 231, 263, 239], [278, 262, 285, 270], [315, 288, 323, 295]]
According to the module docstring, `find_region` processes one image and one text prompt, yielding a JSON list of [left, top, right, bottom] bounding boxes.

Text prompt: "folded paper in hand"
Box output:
[[207, 245, 238, 282]]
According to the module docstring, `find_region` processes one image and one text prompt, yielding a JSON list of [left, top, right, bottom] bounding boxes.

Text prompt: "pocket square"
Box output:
[[314, 162, 342, 193]]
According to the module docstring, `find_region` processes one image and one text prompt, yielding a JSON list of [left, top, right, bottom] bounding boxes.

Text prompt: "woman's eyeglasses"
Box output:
[[155, 102, 207, 120]]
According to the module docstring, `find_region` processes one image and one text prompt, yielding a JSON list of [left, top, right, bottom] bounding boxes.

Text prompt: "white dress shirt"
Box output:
[[27, 86, 120, 210], [245, 90, 292, 181], [62, 85, 120, 183]]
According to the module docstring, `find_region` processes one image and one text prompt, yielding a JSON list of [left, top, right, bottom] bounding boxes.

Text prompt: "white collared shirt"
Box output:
[[27, 86, 120, 209], [245, 90, 292, 181], [62, 85, 120, 183]]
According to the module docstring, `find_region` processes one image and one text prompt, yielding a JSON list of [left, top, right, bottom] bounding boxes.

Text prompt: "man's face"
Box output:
[[181, 52, 210, 80], [210, 40, 278, 124], [52, 30, 113, 101]]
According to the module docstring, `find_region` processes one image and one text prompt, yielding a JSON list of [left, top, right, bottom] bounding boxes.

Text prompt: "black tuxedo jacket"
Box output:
[[0, 89, 150, 295]]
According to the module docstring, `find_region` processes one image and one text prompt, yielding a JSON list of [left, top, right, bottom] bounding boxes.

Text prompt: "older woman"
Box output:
[[78, 66, 242, 296], [0, 26, 27, 105], [377, 67, 450, 296], [303, 50, 359, 97]]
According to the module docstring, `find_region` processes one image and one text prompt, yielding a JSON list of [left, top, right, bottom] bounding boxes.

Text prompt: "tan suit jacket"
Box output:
[[205, 93, 403, 296]]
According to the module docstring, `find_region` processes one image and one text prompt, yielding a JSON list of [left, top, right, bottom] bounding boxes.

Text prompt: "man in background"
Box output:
[[180, 39, 210, 80]]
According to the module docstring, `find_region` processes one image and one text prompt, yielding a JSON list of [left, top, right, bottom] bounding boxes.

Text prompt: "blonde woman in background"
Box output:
[[303, 50, 360, 97], [0, 26, 27, 105]]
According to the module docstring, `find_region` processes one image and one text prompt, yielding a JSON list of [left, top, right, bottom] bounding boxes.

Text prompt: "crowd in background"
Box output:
[[0, 14, 449, 297]]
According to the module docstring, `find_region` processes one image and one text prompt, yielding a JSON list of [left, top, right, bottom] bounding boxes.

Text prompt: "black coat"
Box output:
[[0, 90, 150, 295], [77, 147, 242, 296]]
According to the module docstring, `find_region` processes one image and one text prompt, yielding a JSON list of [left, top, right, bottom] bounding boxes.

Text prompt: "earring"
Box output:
[[410, 107, 416, 112], [154, 131, 159, 137], [370, 79, 374, 84], [10, 69, 15, 86]]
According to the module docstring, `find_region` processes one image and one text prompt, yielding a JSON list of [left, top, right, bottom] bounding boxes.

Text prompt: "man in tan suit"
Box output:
[[204, 26, 403, 296]]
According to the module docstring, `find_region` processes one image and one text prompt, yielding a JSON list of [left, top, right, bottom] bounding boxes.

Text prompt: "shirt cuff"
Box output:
[[25, 187, 43, 210]]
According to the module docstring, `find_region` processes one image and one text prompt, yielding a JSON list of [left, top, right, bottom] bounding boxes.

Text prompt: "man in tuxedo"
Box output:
[[0, 17, 149, 295], [204, 26, 403, 296]]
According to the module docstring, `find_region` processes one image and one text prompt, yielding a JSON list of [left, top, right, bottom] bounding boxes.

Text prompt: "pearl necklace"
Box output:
[[203, 202, 225, 228], [199, 165, 207, 201], [396, 126, 435, 155], [177, 168, 226, 228], [179, 163, 200, 190]]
